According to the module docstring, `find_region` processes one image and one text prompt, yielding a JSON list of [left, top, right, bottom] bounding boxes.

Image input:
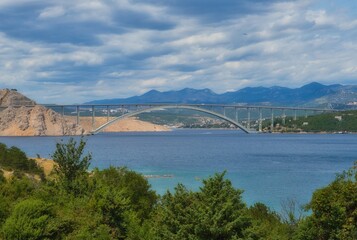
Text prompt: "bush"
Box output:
[[0, 143, 44, 177], [295, 162, 357, 240], [152, 172, 251, 239], [1, 199, 62, 239], [0, 169, 5, 184]]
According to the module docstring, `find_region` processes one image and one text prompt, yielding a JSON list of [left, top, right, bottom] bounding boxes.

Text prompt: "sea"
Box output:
[[0, 129, 356, 212]]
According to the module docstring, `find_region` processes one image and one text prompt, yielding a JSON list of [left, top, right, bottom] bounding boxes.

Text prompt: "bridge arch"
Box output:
[[91, 105, 252, 134]]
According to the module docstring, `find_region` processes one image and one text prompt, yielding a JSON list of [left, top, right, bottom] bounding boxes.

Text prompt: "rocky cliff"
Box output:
[[0, 89, 86, 136], [0, 89, 36, 107]]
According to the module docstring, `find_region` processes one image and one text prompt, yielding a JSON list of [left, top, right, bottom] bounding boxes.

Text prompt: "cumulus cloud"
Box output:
[[0, 0, 356, 103]]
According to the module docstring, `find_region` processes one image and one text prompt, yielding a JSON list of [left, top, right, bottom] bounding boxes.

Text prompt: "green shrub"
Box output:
[[52, 137, 91, 193], [0, 143, 44, 177], [295, 162, 357, 240], [1, 199, 61, 239]]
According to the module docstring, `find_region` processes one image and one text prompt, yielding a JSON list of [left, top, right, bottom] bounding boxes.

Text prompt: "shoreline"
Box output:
[[0, 128, 356, 137]]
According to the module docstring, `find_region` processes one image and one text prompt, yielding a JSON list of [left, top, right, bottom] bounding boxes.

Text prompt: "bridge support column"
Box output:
[[235, 108, 238, 122], [271, 109, 274, 132], [282, 109, 286, 125], [92, 106, 95, 131], [259, 108, 262, 132], [247, 108, 251, 129], [223, 107, 226, 117], [76, 106, 80, 125], [61, 106, 64, 118]]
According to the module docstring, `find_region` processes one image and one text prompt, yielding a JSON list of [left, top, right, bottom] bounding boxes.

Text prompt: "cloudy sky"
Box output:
[[0, 0, 356, 103]]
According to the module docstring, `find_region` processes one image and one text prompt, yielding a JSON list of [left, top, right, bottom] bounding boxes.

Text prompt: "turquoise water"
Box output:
[[0, 130, 356, 211]]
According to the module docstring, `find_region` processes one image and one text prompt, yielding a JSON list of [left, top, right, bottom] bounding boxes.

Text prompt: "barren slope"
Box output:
[[67, 116, 169, 132], [0, 105, 86, 136]]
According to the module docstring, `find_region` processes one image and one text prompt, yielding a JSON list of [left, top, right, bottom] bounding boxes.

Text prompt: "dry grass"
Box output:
[[33, 158, 56, 177]]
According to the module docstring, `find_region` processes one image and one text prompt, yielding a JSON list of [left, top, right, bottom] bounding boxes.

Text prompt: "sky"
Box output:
[[0, 0, 356, 104]]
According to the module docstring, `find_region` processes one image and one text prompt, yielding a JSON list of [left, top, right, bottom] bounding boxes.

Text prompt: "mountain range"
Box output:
[[86, 82, 357, 109]]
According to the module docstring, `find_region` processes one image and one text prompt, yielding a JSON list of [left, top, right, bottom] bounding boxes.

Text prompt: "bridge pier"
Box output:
[[92, 105, 95, 131], [76, 106, 80, 125], [271, 109, 274, 131], [282, 109, 286, 125], [247, 108, 251, 129], [61, 106, 64, 118], [235, 107, 239, 122], [259, 108, 262, 132]]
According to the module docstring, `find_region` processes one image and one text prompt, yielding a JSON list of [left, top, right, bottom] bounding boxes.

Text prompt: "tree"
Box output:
[[152, 172, 251, 240], [93, 167, 157, 219], [295, 162, 357, 240], [246, 203, 291, 240], [52, 137, 92, 192], [194, 172, 251, 239], [1, 199, 66, 240]]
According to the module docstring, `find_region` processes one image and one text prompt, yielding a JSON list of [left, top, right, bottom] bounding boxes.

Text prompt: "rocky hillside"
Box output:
[[0, 89, 86, 136], [0, 89, 36, 107]]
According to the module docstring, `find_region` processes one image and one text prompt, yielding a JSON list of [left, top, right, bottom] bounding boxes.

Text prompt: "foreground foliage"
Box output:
[[295, 163, 357, 240], [0, 139, 356, 239]]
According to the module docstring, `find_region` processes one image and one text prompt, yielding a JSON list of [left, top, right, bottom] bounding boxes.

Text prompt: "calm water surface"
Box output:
[[0, 130, 356, 211]]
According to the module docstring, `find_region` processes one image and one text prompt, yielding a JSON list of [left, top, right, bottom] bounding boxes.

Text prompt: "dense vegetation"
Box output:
[[262, 110, 357, 132], [0, 139, 356, 239], [0, 143, 44, 179]]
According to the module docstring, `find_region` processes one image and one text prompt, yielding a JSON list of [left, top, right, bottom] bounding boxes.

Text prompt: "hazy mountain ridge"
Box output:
[[86, 82, 357, 108]]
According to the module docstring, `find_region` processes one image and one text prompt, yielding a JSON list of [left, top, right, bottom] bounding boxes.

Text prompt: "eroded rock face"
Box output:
[[0, 89, 86, 136], [0, 89, 36, 107], [0, 105, 86, 136]]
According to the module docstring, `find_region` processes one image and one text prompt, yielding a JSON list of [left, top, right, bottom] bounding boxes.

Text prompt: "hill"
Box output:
[[0, 89, 36, 107], [86, 82, 357, 109], [0, 89, 85, 136], [292, 110, 357, 132], [261, 110, 357, 133]]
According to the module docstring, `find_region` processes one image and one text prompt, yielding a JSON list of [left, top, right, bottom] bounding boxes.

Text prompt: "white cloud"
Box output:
[[0, 0, 357, 103], [171, 32, 227, 46], [68, 51, 104, 65], [38, 6, 66, 19]]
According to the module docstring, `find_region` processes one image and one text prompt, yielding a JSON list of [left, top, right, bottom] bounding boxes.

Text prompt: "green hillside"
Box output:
[[262, 110, 357, 133]]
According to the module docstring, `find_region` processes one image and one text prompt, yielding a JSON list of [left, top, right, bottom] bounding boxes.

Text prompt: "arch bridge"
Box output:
[[40, 103, 335, 134]]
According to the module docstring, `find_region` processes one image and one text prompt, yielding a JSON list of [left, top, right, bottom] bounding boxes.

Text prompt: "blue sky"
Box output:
[[0, 0, 356, 103]]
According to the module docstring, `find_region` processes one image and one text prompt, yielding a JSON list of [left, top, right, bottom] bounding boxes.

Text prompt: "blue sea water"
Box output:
[[0, 130, 356, 211]]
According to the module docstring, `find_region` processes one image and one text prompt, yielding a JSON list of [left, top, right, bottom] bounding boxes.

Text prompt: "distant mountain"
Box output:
[[87, 88, 221, 104], [85, 82, 357, 109]]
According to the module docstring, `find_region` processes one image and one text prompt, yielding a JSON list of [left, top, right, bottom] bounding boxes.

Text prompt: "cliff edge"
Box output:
[[0, 89, 85, 136], [0, 89, 36, 107]]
